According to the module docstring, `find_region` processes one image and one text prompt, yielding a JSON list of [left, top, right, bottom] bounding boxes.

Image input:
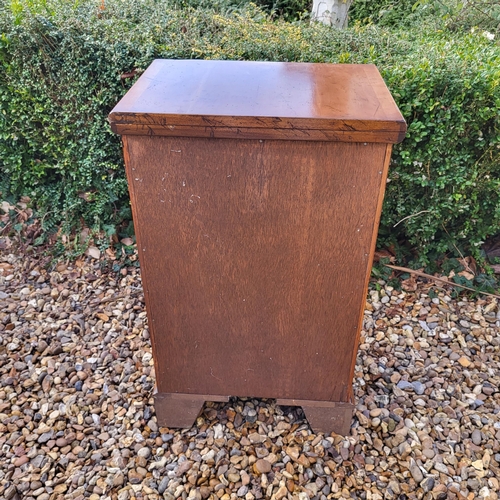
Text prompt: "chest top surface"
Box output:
[[109, 59, 406, 142]]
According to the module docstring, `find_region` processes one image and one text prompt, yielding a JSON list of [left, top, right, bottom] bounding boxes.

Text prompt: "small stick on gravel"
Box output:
[[386, 264, 500, 299]]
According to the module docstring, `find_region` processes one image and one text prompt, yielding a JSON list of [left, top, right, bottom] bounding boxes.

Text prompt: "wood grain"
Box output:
[[114, 60, 407, 434], [154, 392, 229, 428], [124, 136, 388, 403], [111, 123, 404, 143], [277, 399, 354, 435], [109, 60, 406, 143]]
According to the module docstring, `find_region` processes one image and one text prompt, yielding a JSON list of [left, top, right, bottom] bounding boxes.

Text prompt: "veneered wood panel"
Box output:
[[110, 60, 406, 143], [124, 136, 387, 403], [347, 144, 393, 401], [112, 123, 403, 143]]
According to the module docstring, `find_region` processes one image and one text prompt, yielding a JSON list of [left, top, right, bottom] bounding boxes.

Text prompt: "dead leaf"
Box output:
[[458, 270, 475, 281], [373, 249, 395, 263], [491, 264, 500, 274], [459, 256, 477, 275], [78, 192, 95, 202], [85, 246, 101, 259], [120, 237, 134, 246], [0, 263, 14, 274], [1, 201, 15, 213], [80, 227, 90, 241], [401, 274, 417, 292], [0, 237, 12, 250], [105, 248, 116, 260], [121, 69, 137, 80]]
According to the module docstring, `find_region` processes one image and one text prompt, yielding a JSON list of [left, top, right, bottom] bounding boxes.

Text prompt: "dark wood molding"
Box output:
[[154, 392, 229, 429], [109, 60, 406, 144], [277, 399, 355, 435], [111, 122, 405, 143]]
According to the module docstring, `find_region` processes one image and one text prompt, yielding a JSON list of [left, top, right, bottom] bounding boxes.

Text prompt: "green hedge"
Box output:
[[1, 0, 499, 263]]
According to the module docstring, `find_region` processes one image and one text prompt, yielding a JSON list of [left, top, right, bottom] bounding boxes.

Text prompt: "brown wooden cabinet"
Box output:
[[109, 59, 406, 435]]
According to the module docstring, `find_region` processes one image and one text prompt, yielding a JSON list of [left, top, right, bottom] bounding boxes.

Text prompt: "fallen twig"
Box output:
[[385, 264, 500, 300]]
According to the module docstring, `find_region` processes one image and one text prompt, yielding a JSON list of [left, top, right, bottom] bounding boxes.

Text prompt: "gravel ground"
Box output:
[[1, 249, 500, 500]]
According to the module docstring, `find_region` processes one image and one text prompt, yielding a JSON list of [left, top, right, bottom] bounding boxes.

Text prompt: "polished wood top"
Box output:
[[109, 59, 406, 143]]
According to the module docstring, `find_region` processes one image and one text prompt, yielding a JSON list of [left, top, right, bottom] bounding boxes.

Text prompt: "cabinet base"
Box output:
[[154, 392, 230, 428], [277, 398, 354, 435], [154, 392, 354, 435]]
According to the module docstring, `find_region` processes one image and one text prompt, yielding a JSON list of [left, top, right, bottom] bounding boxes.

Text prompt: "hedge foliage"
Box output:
[[0, 0, 499, 263]]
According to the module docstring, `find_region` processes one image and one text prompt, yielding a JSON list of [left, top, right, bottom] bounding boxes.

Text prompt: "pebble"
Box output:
[[458, 356, 472, 367], [0, 248, 499, 500], [128, 470, 143, 484], [396, 380, 413, 390], [412, 381, 426, 395], [421, 476, 435, 492], [137, 447, 151, 459], [410, 464, 424, 483], [254, 459, 272, 474], [13, 455, 29, 467], [158, 477, 169, 494], [472, 429, 482, 445]]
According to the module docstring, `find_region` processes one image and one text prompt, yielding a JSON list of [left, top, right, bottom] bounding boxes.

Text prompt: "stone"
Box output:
[[38, 431, 53, 444], [227, 472, 240, 483], [410, 465, 424, 483], [128, 470, 143, 484], [55, 438, 68, 448], [200, 486, 211, 499], [412, 381, 426, 395], [13, 455, 29, 467], [422, 476, 435, 493], [254, 459, 272, 474], [0, 241, 497, 500], [237, 486, 248, 497], [433, 462, 449, 474], [137, 447, 151, 459], [4, 485, 17, 500], [397, 380, 413, 391], [472, 459, 484, 470], [113, 473, 125, 487], [248, 433, 265, 444], [275, 485, 288, 500], [171, 441, 184, 455], [458, 356, 472, 367], [158, 477, 170, 494], [472, 429, 482, 445]]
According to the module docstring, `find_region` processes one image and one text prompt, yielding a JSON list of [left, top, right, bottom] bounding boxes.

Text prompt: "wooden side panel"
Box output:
[[124, 136, 387, 403], [347, 144, 393, 401]]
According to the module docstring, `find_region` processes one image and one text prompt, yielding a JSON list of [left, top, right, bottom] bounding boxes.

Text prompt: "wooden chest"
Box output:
[[109, 59, 406, 434]]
